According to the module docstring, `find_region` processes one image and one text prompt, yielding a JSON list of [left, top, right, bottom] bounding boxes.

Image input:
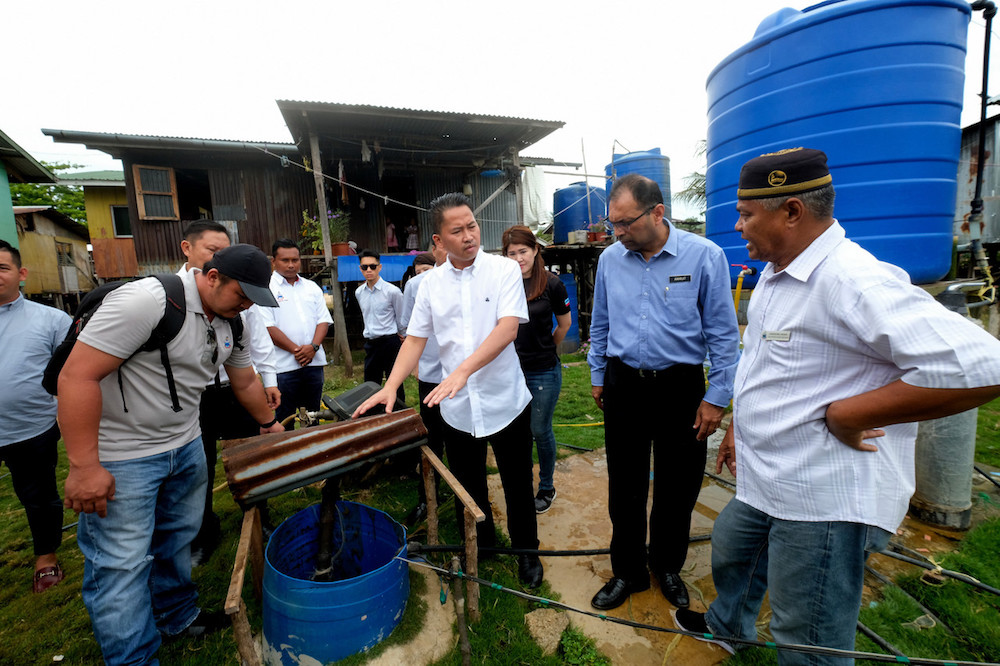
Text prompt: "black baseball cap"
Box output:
[[210, 244, 279, 307], [737, 147, 832, 200]]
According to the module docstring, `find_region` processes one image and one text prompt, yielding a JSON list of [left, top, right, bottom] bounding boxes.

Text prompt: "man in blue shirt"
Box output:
[[588, 174, 740, 611], [0, 239, 71, 593], [355, 249, 405, 404]]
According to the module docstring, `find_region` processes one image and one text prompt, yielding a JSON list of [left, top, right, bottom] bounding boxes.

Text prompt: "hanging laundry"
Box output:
[[373, 139, 381, 154], [378, 157, 384, 180], [361, 140, 372, 163]]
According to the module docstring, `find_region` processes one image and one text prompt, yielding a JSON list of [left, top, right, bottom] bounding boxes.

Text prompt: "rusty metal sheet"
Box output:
[[222, 409, 427, 504]]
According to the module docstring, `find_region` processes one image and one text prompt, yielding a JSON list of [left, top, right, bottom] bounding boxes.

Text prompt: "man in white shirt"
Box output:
[[259, 239, 333, 430], [176, 220, 279, 563], [355, 193, 543, 589], [355, 248, 405, 404], [673, 148, 1000, 663]]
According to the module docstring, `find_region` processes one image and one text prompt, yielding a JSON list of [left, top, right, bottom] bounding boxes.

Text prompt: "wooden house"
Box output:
[[58, 170, 134, 280], [41, 131, 313, 276], [0, 128, 56, 248], [14, 206, 94, 311]]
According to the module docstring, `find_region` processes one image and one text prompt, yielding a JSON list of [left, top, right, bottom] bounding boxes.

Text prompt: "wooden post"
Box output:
[[422, 447, 438, 545], [306, 116, 353, 376], [464, 508, 480, 622], [226, 507, 264, 666], [512, 148, 524, 223]]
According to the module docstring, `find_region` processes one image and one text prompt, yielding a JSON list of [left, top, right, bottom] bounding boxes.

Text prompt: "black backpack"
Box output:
[[43, 274, 244, 413]]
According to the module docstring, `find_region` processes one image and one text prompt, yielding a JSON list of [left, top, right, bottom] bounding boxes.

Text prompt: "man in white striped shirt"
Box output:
[[674, 148, 1000, 664]]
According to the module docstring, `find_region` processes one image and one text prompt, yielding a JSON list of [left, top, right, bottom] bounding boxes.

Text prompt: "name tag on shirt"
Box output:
[[669, 275, 691, 283], [762, 330, 791, 342]]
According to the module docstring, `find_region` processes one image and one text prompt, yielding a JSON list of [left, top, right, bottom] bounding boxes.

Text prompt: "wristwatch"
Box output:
[[311, 343, 320, 352]]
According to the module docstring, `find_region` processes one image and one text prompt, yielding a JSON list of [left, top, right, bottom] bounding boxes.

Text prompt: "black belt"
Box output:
[[609, 357, 694, 380]]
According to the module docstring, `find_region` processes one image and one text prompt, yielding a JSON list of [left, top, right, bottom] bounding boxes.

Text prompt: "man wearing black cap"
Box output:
[[58, 243, 285, 666], [674, 148, 1000, 663]]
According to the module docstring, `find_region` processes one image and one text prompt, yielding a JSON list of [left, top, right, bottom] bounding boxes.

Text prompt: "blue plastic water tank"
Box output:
[[559, 272, 579, 348], [605, 148, 672, 218], [263, 501, 408, 665], [705, 0, 971, 287], [553, 182, 606, 244]]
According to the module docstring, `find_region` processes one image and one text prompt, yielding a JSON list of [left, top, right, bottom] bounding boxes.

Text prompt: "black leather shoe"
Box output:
[[518, 554, 543, 589], [655, 571, 690, 608], [591, 577, 650, 610]]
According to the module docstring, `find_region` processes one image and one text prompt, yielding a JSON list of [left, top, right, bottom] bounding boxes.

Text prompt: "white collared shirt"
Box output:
[[176, 265, 278, 387], [355, 277, 403, 339], [258, 272, 333, 374], [734, 221, 1000, 532], [401, 269, 443, 384], [407, 249, 531, 437]]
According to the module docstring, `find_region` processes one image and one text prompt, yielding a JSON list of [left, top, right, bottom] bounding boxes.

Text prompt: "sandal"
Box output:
[[33, 565, 64, 594]]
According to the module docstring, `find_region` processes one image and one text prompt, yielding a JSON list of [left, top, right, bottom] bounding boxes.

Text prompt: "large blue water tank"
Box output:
[[605, 148, 672, 218], [705, 0, 971, 287], [553, 182, 606, 244], [263, 501, 408, 665]]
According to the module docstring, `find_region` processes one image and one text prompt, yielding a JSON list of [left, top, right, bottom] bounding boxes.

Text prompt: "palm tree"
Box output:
[[673, 140, 706, 216]]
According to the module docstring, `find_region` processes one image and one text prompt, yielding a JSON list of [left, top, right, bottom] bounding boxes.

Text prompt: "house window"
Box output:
[[111, 205, 132, 237], [133, 165, 179, 220], [55, 241, 73, 267]]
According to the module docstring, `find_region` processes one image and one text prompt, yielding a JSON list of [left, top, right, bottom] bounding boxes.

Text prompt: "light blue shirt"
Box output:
[[355, 277, 403, 339], [0, 294, 71, 445], [587, 221, 740, 407], [401, 269, 443, 383]]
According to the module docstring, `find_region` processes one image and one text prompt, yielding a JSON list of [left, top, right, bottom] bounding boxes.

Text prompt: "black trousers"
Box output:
[[1, 423, 63, 556], [603, 358, 706, 583], [416, 380, 445, 504], [275, 366, 326, 431], [442, 407, 539, 550], [364, 334, 405, 404], [196, 382, 261, 546]]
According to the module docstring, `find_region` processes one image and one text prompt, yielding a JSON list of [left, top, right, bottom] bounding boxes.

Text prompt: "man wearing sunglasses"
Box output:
[[355, 249, 405, 404], [588, 173, 740, 612], [57, 244, 285, 665]]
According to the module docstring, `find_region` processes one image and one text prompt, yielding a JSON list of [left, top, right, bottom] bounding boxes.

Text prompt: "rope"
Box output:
[[398, 555, 1000, 666]]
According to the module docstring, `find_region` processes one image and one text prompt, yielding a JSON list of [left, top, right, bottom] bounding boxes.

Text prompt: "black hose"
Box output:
[[876, 549, 1000, 596], [974, 464, 1000, 491], [857, 620, 904, 657], [864, 564, 954, 635], [408, 533, 712, 557]]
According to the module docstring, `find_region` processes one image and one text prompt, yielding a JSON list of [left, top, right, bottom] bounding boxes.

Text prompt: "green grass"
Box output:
[[0, 350, 609, 664], [976, 396, 1000, 468]]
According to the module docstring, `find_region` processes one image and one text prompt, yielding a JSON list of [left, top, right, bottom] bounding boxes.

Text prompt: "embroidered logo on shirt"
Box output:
[[669, 275, 692, 283], [485, 297, 490, 302], [276, 291, 285, 303], [223, 337, 232, 350], [563, 297, 570, 307]]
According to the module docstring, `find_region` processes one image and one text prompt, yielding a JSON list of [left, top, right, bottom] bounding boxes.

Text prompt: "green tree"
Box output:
[[9, 162, 87, 225], [673, 140, 706, 217]]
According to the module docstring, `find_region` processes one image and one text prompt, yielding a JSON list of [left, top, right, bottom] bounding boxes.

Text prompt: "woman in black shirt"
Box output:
[[502, 225, 571, 513]]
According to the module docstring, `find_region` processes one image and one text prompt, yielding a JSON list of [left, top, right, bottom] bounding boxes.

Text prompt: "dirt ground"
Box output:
[[379, 440, 1000, 665]]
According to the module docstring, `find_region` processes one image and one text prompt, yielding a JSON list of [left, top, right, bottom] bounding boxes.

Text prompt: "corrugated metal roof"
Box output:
[[14, 205, 90, 238], [0, 129, 56, 183], [58, 169, 125, 186], [277, 100, 564, 169], [41, 129, 299, 161]]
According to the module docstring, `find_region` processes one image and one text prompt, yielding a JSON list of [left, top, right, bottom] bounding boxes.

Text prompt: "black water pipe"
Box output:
[[968, 1, 997, 294]]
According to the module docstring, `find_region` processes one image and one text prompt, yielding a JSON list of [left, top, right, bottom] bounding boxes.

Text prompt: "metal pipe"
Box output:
[[222, 410, 427, 504], [967, 1, 997, 303]]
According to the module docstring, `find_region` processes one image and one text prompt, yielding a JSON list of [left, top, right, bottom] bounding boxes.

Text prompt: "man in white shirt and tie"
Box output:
[[354, 193, 543, 589]]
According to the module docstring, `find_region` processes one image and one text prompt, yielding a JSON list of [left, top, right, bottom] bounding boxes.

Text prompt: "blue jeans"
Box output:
[[706, 499, 891, 665], [524, 365, 561, 493], [78, 437, 207, 666]]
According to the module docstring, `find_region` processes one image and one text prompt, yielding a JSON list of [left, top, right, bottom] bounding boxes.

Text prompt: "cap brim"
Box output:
[[239, 281, 279, 307]]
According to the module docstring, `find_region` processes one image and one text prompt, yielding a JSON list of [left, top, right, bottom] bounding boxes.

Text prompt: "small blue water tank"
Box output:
[[705, 0, 971, 287], [262, 501, 408, 665], [553, 182, 606, 244], [559, 272, 579, 348], [605, 148, 672, 218]]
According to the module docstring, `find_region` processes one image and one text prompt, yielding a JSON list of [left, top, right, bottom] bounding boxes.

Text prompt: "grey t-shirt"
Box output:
[[78, 270, 251, 462]]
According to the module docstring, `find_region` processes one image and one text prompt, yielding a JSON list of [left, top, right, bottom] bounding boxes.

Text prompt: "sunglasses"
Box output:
[[202, 326, 218, 366], [360, 263, 379, 271]]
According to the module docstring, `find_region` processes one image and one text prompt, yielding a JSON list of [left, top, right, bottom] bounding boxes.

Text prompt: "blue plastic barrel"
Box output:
[[262, 501, 408, 665], [559, 272, 579, 348], [705, 0, 971, 287], [605, 148, 672, 219], [553, 182, 606, 244]]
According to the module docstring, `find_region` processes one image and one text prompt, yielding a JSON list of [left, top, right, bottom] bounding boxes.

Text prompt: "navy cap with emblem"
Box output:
[[737, 147, 832, 200], [211, 244, 279, 308]]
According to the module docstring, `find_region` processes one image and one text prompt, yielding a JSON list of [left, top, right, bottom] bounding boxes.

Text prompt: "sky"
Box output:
[[5, 0, 999, 221]]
